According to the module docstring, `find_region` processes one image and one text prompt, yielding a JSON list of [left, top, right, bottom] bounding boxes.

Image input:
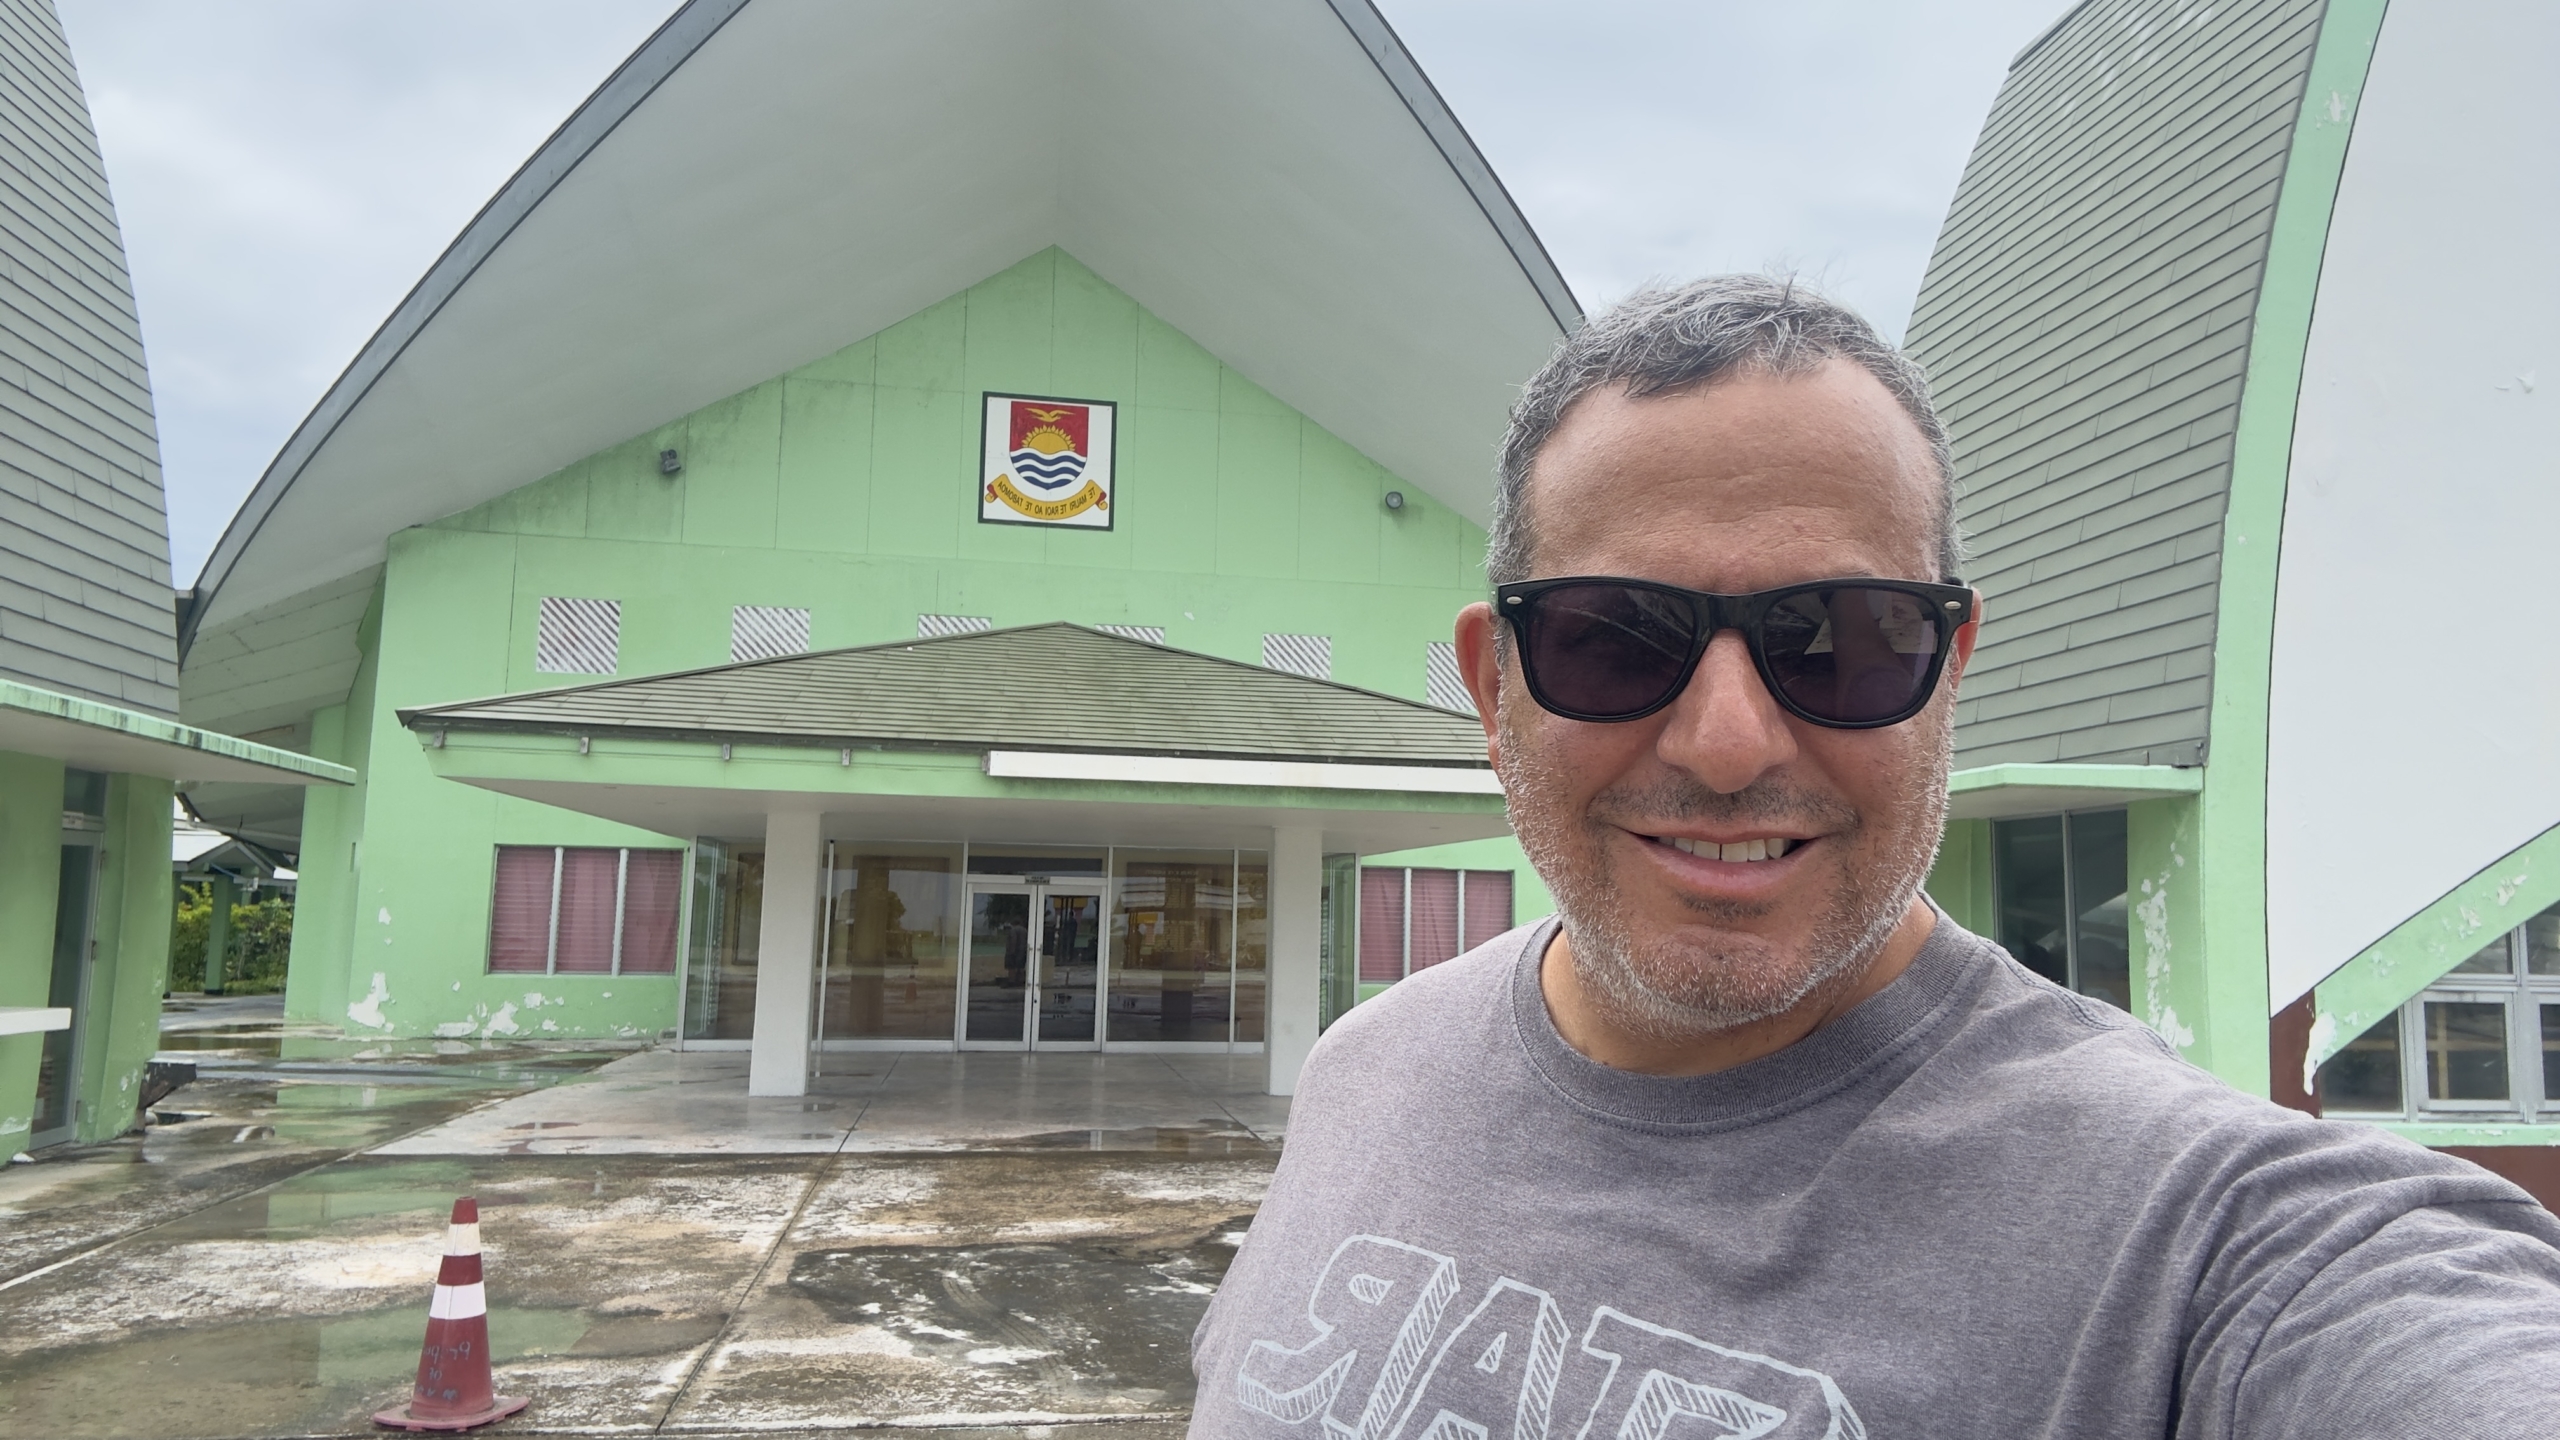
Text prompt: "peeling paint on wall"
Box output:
[[2135, 870, 2191, 1052], [347, 973, 393, 1030]]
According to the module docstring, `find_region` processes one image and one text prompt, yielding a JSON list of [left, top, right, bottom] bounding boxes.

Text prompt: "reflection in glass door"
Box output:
[[962, 882, 1103, 1049], [1036, 891, 1101, 1045]]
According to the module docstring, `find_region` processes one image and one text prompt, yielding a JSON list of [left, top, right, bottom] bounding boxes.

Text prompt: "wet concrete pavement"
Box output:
[[0, 998, 1279, 1439]]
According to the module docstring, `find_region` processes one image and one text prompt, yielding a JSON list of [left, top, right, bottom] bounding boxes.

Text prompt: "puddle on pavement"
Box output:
[[0, 1302, 590, 1440]]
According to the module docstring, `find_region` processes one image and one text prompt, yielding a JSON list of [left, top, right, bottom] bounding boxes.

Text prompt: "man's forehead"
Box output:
[[1524, 363, 1942, 576]]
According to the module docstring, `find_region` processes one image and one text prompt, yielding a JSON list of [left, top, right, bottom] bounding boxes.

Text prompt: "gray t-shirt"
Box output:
[[1191, 914, 2560, 1438]]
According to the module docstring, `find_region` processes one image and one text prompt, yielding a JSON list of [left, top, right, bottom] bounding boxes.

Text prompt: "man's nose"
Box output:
[[1654, 629, 1799, 794]]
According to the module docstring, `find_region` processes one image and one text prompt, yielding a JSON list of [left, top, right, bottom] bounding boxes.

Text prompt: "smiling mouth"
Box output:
[[1643, 834, 1800, 863]]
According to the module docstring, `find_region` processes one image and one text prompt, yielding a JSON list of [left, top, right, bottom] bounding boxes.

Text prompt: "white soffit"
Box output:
[[2263, 0, 2560, 1009], [185, 0, 1573, 646], [984, 749, 1503, 795]]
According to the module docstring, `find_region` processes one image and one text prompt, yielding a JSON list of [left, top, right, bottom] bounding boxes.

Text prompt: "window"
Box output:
[[1356, 867, 1516, 986], [1991, 809, 2129, 1010], [919, 614, 992, 637], [536, 597, 620, 674], [488, 846, 681, 975], [1263, 633, 1331, 680], [1096, 624, 1164, 644], [2316, 900, 2560, 1120], [1425, 641, 1474, 714], [731, 605, 810, 662]]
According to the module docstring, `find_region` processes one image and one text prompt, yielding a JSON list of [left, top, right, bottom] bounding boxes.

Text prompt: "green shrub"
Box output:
[[169, 882, 295, 995]]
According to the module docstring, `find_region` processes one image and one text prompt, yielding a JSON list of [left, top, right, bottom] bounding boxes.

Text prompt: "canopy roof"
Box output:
[[184, 0, 1574, 681], [401, 623, 1490, 768], [0, 680, 350, 786]]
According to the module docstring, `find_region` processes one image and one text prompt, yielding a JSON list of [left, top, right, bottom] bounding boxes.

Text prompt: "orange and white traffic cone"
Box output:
[[373, 1198, 529, 1432]]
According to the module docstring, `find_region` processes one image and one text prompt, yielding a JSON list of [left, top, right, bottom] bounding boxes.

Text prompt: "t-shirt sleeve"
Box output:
[[2221, 1197, 2560, 1437]]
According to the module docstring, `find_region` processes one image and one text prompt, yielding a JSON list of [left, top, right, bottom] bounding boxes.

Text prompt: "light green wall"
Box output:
[[2126, 795, 2210, 1063], [284, 588, 382, 1026], [0, 751, 64, 1155], [0, 757, 177, 1149], [1925, 819, 1994, 936], [293, 248, 1516, 1039], [70, 773, 175, 1144]]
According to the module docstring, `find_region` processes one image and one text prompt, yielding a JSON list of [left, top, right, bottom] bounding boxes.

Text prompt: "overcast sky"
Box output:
[[57, 0, 2063, 585]]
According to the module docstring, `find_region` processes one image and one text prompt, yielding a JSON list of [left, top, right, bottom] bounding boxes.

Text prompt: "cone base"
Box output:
[[371, 1394, 527, 1432]]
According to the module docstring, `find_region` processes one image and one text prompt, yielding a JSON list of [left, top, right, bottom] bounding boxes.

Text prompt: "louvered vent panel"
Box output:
[[1425, 641, 1473, 714], [1263, 633, 1331, 680], [918, 613, 993, 638], [1097, 624, 1165, 644], [731, 605, 811, 663], [536, 597, 620, 674]]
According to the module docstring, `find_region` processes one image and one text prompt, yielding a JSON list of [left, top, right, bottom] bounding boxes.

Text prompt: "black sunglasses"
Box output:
[[1495, 575, 1974, 729]]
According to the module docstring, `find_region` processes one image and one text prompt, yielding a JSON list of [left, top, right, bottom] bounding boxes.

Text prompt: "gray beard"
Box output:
[[1499, 693, 1948, 1045]]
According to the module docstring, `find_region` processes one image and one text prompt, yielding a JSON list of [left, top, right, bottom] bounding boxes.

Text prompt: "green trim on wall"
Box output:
[[1950, 763, 2203, 798], [2193, 0, 2389, 1093], [0, 751, 64, 1156], [2306, 818, 2560, 1069], [1926, 818, 1994, 938], [2371, 1122, 2560, 1150]]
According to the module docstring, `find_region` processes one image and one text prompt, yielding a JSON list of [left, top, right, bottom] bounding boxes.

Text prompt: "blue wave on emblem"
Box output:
[[1009, 448, 1087, 491]]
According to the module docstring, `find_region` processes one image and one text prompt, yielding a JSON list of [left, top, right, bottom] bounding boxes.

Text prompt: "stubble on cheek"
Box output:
[[1495, 689, 1953, 1040]]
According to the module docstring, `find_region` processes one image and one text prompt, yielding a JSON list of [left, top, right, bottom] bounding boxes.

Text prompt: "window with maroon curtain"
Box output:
[[1408, 869, 1461, 970], [1462, 870, 1515, 949], [619, 850, 682, 973], [553, 848, 622, 973], [1359, 867, 1406, 982], [488, 847, 556, 973]]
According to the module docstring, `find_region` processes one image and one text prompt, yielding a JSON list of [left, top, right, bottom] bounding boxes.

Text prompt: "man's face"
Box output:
[[1460, 360, 1977, 1040]]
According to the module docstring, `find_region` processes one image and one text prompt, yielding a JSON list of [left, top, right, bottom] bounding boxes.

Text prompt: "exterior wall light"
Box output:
[[1383, 490, 1405, 511], [659, 448, 682, 476]]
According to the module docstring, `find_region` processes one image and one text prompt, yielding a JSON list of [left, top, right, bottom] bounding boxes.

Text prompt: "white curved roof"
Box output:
[[182, 0, 1574, 676]]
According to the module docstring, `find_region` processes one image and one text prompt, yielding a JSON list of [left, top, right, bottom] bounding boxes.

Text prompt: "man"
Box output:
[[1190, 277, 2560, 1437]]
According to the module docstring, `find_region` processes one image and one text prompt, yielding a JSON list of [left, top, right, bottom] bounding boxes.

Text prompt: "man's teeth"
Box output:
[[1664, 836, 1793, 862]]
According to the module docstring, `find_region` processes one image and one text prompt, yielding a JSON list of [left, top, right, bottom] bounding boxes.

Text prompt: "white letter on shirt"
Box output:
[[1237, 1235, 1462, 1438]]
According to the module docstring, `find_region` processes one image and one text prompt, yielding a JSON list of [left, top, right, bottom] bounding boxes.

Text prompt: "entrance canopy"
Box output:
[[398, 623, 1508, 855]]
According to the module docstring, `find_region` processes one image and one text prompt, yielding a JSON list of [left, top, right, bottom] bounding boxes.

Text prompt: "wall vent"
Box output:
[[1263, 633, 1332, 680], [1425, 641, 1473, 714], [918, 613, 993, 638], [536, 597, 620, 674], [731, 605, 810, 662], [1097, 624, 1165, 644]]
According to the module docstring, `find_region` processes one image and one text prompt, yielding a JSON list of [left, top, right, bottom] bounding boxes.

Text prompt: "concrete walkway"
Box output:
[[0, 1008, 1283, 1438], [374, 1048, 1291, 1157]]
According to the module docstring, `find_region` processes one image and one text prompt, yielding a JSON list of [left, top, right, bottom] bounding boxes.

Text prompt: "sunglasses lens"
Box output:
[[1520, 583, 1700, 718], [1759, 586, 1942, 724]]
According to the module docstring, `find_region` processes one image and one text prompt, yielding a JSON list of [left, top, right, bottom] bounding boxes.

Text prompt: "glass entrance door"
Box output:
[[962, 881, 1104, 1049]]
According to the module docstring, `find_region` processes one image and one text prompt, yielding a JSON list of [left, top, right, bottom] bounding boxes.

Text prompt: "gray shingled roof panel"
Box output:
[[399, 623, 1491, 767]]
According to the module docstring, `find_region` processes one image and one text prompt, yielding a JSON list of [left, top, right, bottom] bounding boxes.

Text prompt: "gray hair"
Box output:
[[1489, 275, 1960, 586]]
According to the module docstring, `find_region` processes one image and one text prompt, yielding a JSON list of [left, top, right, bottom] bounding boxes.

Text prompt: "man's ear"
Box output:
[[1454, 602, 1504, 764], [1945, 588, 1985, 692]]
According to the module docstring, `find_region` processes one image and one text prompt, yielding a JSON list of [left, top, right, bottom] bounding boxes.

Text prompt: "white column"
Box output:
[[747, 810, 822, 1097], [1264, 824, 1324, 1096]]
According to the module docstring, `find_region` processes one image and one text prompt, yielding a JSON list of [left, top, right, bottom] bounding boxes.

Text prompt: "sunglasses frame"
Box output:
[[1494, 575, 1976, 729]]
